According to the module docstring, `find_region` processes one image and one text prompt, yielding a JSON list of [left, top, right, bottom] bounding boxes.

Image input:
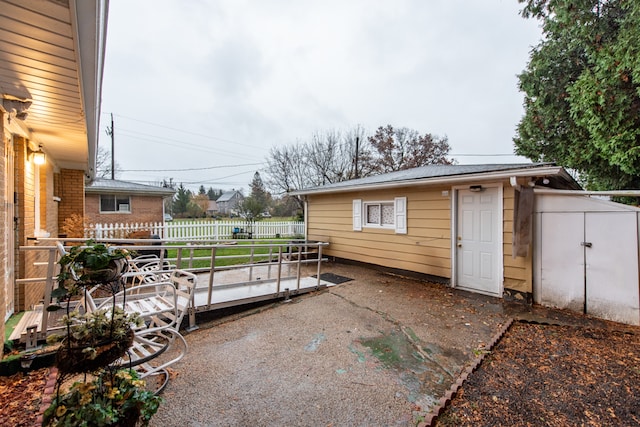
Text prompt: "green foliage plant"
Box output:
[[43, 241, 162, 426], [42, 369, 161, 427], [515, 0, 640, 190], [52, 240, 131, 305]]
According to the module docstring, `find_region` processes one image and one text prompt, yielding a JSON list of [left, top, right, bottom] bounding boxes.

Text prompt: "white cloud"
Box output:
[[100, 0, 542, 190]]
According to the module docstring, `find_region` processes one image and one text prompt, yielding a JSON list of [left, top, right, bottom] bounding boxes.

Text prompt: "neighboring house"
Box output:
[[207, 200, 219, 217], [294, 163, 640, 325], [85, 179, 176, 225], [216, 190, 244, 215], [0, 0, 109, 351]]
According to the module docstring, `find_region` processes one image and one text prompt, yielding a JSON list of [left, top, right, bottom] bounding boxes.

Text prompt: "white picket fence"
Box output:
[[85, 220, 305, 241]]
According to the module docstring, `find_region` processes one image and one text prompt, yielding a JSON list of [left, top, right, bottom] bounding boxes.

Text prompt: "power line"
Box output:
[[114, 129, 264, 162], [104, 112, 260, 149], [119, 162, 264, 172]]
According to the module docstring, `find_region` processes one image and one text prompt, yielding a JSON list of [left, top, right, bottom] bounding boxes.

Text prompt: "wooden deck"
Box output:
[[9, 303, 76, 342]]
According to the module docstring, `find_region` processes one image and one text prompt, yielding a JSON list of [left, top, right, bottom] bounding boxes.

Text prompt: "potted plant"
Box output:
[[42, 369, 161, 427], [54, 240, 130, 295], [48, 308, 141, 375], [44, 241, 162, 426], [48, 241, 136, 376]]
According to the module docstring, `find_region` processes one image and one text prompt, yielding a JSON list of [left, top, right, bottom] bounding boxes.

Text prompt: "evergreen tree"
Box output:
[[207, 187, 221, 200], [515, 0, 640, 189], [249, 172, 268, 208], [172, 184, 191, 216]]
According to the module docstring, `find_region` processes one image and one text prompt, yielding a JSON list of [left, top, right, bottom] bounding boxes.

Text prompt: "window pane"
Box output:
[[381, 204, 394, 225], [116, 196, 130, 212], [100, 195, 115, 212], [367, 204, 380, 224]]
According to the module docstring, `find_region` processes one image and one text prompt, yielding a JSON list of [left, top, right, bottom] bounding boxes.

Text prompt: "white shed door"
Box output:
[[585, 212, 639, 324], [537, 211, 640, 325], [539, 212, 585, 312], [456, 188, 501, 296]]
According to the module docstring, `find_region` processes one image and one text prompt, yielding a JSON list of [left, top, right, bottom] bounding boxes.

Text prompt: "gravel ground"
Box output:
[[150, 262, 512, 426]]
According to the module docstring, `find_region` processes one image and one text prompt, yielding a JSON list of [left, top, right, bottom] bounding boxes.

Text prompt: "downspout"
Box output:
[[303, 197, 309, 240]]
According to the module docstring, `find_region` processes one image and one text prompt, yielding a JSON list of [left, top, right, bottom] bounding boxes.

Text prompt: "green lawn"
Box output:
[[167, 241, 290, 269]]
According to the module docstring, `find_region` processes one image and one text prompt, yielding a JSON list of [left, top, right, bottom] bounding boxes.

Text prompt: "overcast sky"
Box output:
[[98, 0, 542, 193]]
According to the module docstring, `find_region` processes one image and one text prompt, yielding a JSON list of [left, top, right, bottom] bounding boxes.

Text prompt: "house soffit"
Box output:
[[0, 0, 107, 173]]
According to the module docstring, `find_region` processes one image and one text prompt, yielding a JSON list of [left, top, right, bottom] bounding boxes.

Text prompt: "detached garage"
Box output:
[[294, 163, 640, 326]]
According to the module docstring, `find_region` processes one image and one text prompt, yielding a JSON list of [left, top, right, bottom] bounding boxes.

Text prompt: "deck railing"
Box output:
[[86, 220, 305, 240], [15, 238, 328, 344]]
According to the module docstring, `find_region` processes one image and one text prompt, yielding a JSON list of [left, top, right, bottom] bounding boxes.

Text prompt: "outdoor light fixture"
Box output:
[[469, 185, 484, 192], [20, 353, 36, 371], [29, 144, 46, 165]]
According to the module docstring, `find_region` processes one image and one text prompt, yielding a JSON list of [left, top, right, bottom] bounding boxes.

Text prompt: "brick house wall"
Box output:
[[85, 194, 165, 225], [57, 168, 85, 233], [14, 135, 40, 311], [12, 137, 71, 311], [42, 162, 58, 234]]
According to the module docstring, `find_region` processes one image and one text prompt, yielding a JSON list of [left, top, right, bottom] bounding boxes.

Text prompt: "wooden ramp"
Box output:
[[12, 240, 331, 343]]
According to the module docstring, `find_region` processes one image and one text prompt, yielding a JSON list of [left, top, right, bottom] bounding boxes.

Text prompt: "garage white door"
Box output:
[[456, 187, 501, 296]]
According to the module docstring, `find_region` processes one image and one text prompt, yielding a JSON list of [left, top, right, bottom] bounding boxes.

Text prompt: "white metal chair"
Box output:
[[98, 270, 197, 392], [97, 269, 196, 333], [125, 255, 175, 287]]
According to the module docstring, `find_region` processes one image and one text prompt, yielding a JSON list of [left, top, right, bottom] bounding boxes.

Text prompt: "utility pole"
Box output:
[[354, 136, 359, 179], [105, 113, 115, 180]]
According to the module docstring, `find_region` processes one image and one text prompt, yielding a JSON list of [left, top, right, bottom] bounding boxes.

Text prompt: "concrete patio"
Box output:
[[150, 262, 518, 426]]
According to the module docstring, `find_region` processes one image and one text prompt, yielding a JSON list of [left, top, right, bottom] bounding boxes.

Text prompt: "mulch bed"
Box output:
[[0, 367, 50, 427], [435, 322, 640, 426]]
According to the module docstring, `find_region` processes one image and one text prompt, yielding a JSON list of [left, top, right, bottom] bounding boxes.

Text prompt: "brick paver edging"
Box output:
[[417, 317, 515, 427], [35, 366, 58, 426]]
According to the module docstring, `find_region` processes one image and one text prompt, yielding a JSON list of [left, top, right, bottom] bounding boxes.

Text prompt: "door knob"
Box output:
[[457, 243, 462, 248]]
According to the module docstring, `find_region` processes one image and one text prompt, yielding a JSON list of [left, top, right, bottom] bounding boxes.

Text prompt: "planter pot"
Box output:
[[82, 258, 129, 284], [56, 328, 134, 375]]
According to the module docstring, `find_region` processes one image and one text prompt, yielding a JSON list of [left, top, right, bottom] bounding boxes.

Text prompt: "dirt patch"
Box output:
[[435, 321, 640, 426]]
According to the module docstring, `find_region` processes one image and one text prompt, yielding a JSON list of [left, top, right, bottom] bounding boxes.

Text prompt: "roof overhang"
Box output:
[[291, 165, 580, 196], [0, 0, 109, 177], [85, 180, 176, 197]]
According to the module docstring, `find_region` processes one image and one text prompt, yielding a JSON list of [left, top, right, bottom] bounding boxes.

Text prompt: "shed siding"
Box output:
[[307, 186, 452, 278], [306, 180, 533, 296]]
